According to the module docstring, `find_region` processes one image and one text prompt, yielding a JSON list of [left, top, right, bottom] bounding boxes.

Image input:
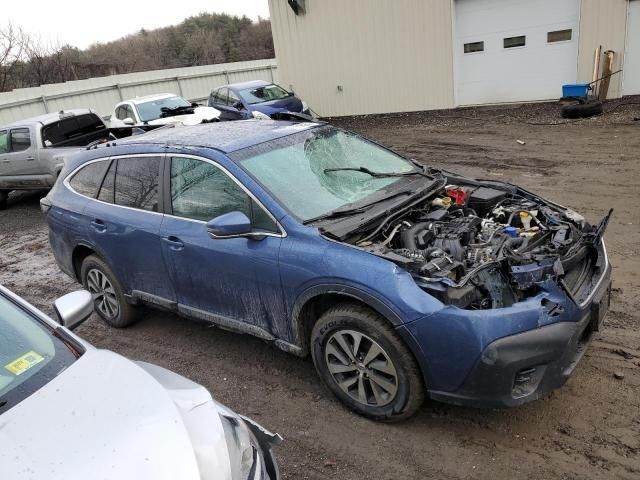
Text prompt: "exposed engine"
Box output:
[[352, 184, 610, 310]]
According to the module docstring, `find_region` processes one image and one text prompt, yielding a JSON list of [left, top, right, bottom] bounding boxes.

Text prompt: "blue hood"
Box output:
[[250, 95, 304, 115]]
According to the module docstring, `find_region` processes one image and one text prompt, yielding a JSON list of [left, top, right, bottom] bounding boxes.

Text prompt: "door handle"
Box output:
[[90, 219, 106, 232], [26, 156, 35, 161], [162, 236, 184, 250]]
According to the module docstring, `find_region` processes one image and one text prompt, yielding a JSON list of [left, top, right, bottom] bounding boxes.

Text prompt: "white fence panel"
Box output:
[[0, 59, 278, 125]]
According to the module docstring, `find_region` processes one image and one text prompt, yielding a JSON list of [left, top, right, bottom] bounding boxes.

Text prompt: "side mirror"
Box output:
[[233, 101, 244, 110], [206, 211, 252, 238], [191, 102, 200, 108], [122, 117, 135, 126], [53, 290, 94, 330]]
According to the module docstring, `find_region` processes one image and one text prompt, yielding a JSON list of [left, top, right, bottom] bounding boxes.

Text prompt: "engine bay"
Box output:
[[349, 183, 609, 310]]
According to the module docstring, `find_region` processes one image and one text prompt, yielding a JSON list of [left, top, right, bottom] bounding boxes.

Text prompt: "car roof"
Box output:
[[222, 80, 271, 91], [126, 93, 177, 105], [0, 109, 96, 129], [116, 119, 322, 154]]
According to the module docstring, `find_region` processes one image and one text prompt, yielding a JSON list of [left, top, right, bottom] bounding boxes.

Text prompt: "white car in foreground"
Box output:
[[0, 285, 280, 480], [110, 93, 221, 127]]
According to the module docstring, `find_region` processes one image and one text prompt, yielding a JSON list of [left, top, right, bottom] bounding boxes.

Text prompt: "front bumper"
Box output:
[[429, 264, 612, 408]]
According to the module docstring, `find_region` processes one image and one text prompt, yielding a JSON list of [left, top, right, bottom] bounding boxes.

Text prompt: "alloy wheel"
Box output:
[[324, 329, 398, 407], [86, 268, 120, 319]]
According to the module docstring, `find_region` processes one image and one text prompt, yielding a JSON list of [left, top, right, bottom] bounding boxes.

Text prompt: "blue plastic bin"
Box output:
[[562, 83, 591, 98]]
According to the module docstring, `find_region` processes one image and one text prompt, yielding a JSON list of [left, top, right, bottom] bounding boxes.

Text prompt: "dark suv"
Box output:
[[43, 120, 612, 421]]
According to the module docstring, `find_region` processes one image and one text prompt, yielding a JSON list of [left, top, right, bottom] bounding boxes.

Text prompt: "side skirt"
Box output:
[[129, 290, 305, 357]]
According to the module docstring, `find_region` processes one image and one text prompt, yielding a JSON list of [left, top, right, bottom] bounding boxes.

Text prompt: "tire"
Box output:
[[80, 255, 138, 328], [311, 304, 425, 422], [561, 99, 603, 119], [0, 190, 9, 210]]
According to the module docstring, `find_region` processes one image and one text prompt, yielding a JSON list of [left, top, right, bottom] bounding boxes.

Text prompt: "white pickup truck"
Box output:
[[0, 109, 156, 209], [109, 93, 221, 127]]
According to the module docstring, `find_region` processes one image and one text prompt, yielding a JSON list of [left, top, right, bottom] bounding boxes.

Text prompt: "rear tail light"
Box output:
[[40, 196, 52, 214]]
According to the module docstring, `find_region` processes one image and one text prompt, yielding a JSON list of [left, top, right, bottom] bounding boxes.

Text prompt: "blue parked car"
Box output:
[[208, 80, 309, 120], [43, 119, 611, 421]]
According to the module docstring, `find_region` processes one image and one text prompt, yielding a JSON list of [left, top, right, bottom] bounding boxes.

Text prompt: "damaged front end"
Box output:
[[332, 177, 612, 313]]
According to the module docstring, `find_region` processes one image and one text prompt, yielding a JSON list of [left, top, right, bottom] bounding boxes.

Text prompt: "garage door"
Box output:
[[624, 0, 640, 96], [454, 0, 580, 105]]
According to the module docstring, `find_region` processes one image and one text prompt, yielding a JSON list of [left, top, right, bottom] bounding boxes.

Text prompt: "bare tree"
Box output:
[[22, 36, 80, 86], [0, 23, 28, 92]]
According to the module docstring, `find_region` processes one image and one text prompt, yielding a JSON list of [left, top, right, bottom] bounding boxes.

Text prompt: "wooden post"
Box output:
[[598, 51, 615, 101], [592, 46, 602, 97]]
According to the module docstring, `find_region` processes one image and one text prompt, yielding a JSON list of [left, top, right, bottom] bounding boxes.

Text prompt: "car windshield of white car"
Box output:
[[233, 126, 420, 222], [137, 96, 191, 122], [239, 84, 291, 105], [0, 294, 77, 414]]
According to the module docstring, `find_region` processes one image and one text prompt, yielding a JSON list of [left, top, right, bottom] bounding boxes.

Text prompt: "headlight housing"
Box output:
[[219, 409, 281, 480], [220, 414, 262, 480], [252, 110, 271, 120]]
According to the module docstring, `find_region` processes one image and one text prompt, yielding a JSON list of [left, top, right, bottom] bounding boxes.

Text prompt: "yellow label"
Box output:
[[5, 351, 44, 376]]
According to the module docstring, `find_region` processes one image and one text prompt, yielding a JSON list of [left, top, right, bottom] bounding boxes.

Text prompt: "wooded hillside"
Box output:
[[0, 13, 273, 92]]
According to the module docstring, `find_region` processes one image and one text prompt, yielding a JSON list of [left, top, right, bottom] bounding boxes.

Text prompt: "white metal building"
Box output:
[[269, 0, 640, 116]]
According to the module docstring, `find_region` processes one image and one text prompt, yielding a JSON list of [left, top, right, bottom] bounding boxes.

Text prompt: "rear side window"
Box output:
[[41, 114, 105, 147], [97, 160, 116, 203], [114, 156, 160, 212], [0, 131, 8, 154], [10, 129, 31, 152], [69, 160, 111, 198]]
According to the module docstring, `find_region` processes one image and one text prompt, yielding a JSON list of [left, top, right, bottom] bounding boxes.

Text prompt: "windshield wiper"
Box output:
[[323, 165, 428, 178], [303, 190, 413, 224]]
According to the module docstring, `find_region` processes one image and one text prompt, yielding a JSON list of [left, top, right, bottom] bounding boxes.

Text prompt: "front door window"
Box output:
[[170, 156, 277, 232]]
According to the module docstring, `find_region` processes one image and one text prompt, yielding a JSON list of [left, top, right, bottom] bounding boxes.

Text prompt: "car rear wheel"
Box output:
[[311, 304, 424, 421], [80, 255, 138, 328]]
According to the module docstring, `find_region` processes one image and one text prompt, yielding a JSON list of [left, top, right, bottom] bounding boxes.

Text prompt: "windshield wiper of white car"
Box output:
[[159, 105, 196, 118], [323, 165, 429, 178]]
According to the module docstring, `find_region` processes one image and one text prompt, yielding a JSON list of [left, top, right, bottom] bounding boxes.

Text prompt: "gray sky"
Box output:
[[6, 0, 270, 49]]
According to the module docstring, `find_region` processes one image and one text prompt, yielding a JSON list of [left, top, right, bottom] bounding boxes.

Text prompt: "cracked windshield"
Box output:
[[237, 127, 415, 220]]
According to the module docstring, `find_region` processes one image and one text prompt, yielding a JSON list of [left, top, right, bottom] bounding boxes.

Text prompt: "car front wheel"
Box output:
[[311, 304, 425, 421], [80, 255, 138, 328]]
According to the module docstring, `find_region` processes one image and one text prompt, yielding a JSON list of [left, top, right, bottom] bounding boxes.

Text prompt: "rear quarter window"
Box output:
[[68, 160, 111, 198]]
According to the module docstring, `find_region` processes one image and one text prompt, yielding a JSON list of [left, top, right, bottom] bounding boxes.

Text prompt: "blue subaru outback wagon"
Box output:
[[43, 119, 612, 421]]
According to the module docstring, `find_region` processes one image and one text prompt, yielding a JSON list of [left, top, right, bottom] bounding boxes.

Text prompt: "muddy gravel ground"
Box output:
[[1, 100, 639, 479]]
